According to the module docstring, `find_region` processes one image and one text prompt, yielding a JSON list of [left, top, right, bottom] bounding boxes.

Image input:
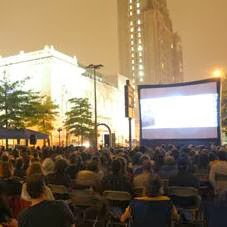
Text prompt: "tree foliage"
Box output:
[[0, 75, 38, 129], [65, 98, 94, 144], [26, 96, 58, 134]]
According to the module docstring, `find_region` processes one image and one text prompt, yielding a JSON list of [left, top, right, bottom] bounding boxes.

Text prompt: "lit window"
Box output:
[[138, 32, 141, 38], [138, 45, 143, 51], [139, 52, 142, 57], [139, 71, 144, 76], [137, 9, 140, 14], [138, 27, 141, 32], [136, 3, 140, 8], [161, 63, 164, 68], [171, 44, 174, 49], [137, 19, 141, 25], [130, 27, 134, 32], [131, 47, 134, 51], [129, 5, 133, 10], [132, 66, 135, 70], [139, 78, 144, 82], [130, 34, 134, 39], [129, 11, 133, 16], [139, 65, 144, 70], [131, 53, 135, 57], [138, 39, 142, 44], [131, 40, 134, 45], [139, 58, 143, 63], [132, 59, 135, 64], [129, 0, 132, 3], [130, 21, 133, 26]]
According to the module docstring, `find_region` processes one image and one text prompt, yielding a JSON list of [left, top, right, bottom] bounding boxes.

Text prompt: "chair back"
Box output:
[[70, 189, 103, 208], [103, 190, 131, 202], [48, 184, 68, 194], [130, 199, 172, 227], [168, 186, 198, 197]]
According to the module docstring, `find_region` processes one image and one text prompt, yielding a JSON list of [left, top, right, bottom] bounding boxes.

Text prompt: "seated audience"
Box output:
[[42, 158, 55, 176], [121, 176, 179, 227], [159, 156, 178, 179], [209, 150, 227, 189], [0, 183, 17, 227], [18, 174, 75, 227], [21, 162, 54, 201], [46, 159, 71, 188], [102, 159, 132, 194], [133, 160, 152, 191], [169, 159, 199, 189]]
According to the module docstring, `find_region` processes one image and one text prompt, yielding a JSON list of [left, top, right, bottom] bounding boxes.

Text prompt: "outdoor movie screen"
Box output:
[[139, 80, 220, 140]]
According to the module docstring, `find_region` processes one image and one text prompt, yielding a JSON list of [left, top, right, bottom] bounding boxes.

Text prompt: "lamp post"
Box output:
[[86, 64, 104, 151], [57, 128, 62, 146]]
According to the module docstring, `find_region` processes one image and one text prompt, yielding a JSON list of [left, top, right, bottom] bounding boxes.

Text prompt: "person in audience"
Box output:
[[42, 158, 55, 176], [66, 153, 82, 179], [159, 156, 178, 179], [0, 161, 22, 196], [46, 159, 71, 187], [21, 162, 54, 201], [102, 159, 132, 193], [0, 182, 18, 227], [76, 159, 102, 192], [209, 150, 227, 189], [169, 159, 199, 189], [133, 159, 152, 191], [14, 158, 26, 179], [18, 174, 75, 227], [120, 176, 179, 227]]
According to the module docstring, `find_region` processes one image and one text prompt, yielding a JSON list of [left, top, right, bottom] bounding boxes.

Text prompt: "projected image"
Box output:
[[140, 82, 219, 140]]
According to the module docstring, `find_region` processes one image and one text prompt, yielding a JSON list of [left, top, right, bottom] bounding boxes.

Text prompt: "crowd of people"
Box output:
[[0, 143, 227, 227]]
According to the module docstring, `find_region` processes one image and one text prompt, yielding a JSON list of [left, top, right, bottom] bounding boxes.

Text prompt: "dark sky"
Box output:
[[0, 0, 226, 81]]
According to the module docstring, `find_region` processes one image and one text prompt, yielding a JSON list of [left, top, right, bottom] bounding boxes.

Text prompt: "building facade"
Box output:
[[118, 0, 184, 84], [0, 47, 135, 146]]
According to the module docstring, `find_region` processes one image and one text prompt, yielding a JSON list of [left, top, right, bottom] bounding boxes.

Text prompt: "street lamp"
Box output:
[[57, 128, 62, 146], [86, 64, 104, 151]]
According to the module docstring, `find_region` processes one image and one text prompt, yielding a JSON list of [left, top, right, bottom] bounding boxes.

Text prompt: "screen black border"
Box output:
[[138, 78, 221, 146]]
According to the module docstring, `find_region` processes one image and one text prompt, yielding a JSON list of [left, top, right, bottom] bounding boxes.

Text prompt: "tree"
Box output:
[[0, 75, 37, 129], [65, 98, 94, 145], [26, 96, 58, 134]]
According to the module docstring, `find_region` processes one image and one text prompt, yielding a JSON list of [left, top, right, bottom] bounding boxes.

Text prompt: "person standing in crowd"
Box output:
[[18, 174, 75, 227]]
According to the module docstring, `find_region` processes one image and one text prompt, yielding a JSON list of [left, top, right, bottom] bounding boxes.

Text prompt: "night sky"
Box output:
[[0, 0, 226, 81]]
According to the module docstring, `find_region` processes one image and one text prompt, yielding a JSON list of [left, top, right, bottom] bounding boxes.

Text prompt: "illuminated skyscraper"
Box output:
[[118, 0, 184, 84]]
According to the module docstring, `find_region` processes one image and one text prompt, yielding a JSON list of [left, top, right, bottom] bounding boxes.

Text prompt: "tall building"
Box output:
[[0, 47, 136, 146], [118, 0, 184, 84]]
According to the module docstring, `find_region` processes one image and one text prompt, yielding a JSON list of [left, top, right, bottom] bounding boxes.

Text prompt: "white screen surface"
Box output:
[[140, 82, 219, 139]]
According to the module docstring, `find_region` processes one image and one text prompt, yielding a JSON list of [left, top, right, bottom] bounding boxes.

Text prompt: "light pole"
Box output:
[[86, 64, 104, 151], [57, 128, 62, 146]]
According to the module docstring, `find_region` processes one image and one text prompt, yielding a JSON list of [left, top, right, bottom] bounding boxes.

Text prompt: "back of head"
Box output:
[[54, 159, 68, 174], [142, 159, 152, 172], [42, 158, 55, 175], [111, 159, 122, 175], [27, 162, 43, 177], [177, 158, 189, 172], [26, 174, 45, 199], [86, 160, 98, 172], [0, 162, 12, 178]]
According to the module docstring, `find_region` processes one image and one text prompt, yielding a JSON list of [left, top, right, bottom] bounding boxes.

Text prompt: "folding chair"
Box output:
[[70, 189, 104, 227], [48, 184, 69, 200], [103, 190, 131, 227], [168, 186, 202, 225]]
